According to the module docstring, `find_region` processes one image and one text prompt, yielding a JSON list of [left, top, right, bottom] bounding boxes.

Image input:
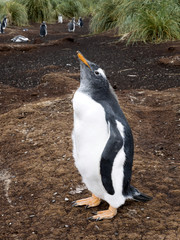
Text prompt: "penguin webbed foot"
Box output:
[[72, 194, 101, 208], [88, 205, 117, 221]]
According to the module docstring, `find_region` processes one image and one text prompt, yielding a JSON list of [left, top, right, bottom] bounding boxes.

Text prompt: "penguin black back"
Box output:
[[40, 22, 47, 37]]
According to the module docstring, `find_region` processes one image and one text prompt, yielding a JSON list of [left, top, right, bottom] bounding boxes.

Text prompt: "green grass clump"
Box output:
[[90, 0, 120, 33], [90, 0, 180, 43], [0, 2, 6, 20], [6, 1, 28, 26], [0, 1, 28, 26], [57, 0, 85, 18], [117, 0, 180, 43], [18, 0, 53, 22]]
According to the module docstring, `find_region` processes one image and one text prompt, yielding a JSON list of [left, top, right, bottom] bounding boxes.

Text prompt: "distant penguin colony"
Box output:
[[40, 21, 47, 37], [68, 17, 75, 32], [0, 16, 7, 34], [72, 51, 152, 220]]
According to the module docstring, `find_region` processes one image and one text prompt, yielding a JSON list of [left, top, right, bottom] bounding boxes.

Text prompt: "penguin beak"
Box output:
[[77, 51, 91, 70]]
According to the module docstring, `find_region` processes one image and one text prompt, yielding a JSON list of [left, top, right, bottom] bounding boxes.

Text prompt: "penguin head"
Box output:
[[77, 51, 109, 93]]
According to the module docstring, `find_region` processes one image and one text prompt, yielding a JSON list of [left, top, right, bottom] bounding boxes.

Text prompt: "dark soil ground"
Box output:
[[0, 20, 180, 240]]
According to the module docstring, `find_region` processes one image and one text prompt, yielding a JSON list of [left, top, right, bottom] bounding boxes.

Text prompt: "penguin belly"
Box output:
[[72, 91, 126, 208]]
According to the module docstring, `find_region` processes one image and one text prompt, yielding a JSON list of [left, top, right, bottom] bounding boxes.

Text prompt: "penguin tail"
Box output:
[[130, 185, 153, 202]]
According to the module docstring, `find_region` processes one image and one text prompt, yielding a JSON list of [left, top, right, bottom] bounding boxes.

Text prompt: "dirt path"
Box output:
[[0, 21, 180, 240]]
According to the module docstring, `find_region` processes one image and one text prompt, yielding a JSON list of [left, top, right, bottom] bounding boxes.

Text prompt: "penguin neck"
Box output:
[[79, 80, 110, 100]]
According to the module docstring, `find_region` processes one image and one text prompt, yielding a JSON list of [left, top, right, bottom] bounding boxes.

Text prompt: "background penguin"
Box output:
[[2, 16, 7, 29], [58, 14, 63, 23], [1, 16, 7, 34], [68, 17, 75, 32], [72, 51, 152, 220], [40, 21, 47, 37], [1, 22, 4, 34], [77, 17, 83, 28], [11, 35, 30, 43]]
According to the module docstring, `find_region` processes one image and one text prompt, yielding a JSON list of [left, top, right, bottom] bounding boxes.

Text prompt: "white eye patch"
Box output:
[[95, 68, 106, 79]]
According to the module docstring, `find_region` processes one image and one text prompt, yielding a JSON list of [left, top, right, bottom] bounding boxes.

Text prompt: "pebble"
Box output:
[[95, 225, 100, 230], [65, 197, 69, 201]]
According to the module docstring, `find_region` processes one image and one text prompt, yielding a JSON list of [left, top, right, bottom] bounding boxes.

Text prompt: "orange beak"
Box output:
[[77, 51, 91, 70]]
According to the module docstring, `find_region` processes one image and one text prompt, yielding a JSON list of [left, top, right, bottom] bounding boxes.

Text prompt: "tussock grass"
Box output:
[[57, 0, 84, 19], [0, 1, 28, 26], [90, 0, 180, 43], [90, 0, 119, 33], [6, 1, 28, 26]]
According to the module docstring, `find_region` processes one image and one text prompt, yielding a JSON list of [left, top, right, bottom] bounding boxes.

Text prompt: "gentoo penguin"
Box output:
[[68, 17, 75, 32], [77, 17, 83, 28], [0, 23, 3, 34], [11, 35, 30, 43], [2, 16, 7, 29], [40, 21, 47, 37], [58, 14, 63, 23], [1, 16, 7, 34], [72, 51, 152, 220]]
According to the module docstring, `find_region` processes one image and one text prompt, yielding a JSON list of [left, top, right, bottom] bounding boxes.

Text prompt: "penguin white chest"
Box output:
[[72, 91, 109, 181]]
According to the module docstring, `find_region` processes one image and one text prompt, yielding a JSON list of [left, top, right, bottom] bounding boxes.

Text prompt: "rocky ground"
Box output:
[[0, 20, 180, 240]]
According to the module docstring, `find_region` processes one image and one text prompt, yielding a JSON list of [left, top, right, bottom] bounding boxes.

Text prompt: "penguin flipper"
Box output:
[[130, 185, 153, 202], [100, 118, 123, 195]]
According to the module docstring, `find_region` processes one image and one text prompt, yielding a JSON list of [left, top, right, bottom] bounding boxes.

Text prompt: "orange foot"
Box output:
[[72, 194, 101, 208], [88, 205, 117, 221]]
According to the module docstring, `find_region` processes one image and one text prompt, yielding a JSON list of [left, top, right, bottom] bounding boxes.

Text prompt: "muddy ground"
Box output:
[[0, 20, 180, 240]]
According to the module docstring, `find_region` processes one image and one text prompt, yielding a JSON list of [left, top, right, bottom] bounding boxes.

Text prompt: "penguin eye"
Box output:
[[94, 70, 100, 76]]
